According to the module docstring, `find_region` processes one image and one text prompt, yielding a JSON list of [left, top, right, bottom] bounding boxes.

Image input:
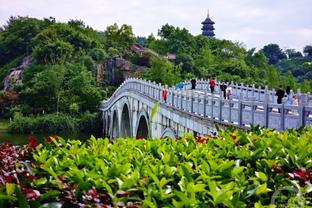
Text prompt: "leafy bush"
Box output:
[[8, 113, 101, 134], [1, 127, 312, 207]]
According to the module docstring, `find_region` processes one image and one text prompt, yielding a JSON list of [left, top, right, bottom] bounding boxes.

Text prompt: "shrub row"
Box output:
[[1, 127, 312, 207], [8, 113, 101, 134]]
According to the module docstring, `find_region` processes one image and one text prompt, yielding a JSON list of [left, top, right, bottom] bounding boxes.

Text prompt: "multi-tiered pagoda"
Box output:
[[201, 10, 215, 37]]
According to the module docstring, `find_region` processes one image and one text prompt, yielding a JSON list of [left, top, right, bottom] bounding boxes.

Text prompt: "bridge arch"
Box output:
[[110, 108, 119, 139], [161, 128, 177, 139], [120, 100, 132, 138], [136, 110, 150, 139]]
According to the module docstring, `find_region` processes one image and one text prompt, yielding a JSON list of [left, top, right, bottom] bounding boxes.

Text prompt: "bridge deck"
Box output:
[[101, 78, 312, 133]]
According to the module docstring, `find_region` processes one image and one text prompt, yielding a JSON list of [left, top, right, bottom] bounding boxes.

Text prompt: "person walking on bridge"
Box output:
[[209, 78, 215, 94], [191, 79, 197, 90], [220, 81, 227, 99], [275, 85, 285, 104]]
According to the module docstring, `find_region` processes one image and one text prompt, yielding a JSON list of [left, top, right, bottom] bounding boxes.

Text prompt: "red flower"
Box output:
[[272, 164, 284, 173], [292, 169, 310, 183], [27, 136, 38, 149], [230, 133, 237, 140], [27, 175, 36, 181], [5, 175, 13, 183], [24, 189, 40, 200], [45, 136, 52, 143]]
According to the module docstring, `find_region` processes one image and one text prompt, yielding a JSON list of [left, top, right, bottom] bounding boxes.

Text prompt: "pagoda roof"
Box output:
[[201, 17, 215, 25]]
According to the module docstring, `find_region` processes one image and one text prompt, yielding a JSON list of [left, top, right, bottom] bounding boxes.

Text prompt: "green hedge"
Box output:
[[2, 127, 311, 207], [8, 113, 101, 134]]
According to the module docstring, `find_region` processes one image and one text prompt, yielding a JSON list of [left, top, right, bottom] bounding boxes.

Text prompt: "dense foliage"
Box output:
[[8, 112, 101, 134], [1, 16, 311, 133], [146, 24, 311, 91], [1, 127, 312, 207]]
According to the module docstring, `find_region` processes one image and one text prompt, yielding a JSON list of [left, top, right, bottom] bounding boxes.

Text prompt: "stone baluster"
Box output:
[[211, 93, 214, 119], [272, 88, 276, 104], [219, 93, 223, 121], [158, 83, 162, 101], [298, 93, 307, 127], [190, 90, 194, 113], [264, 91, 269, 128], [280, 102, 285, 130], [252, 84, 255, 97], [251, 96, 255, 126], [203, 92, 208, 117], [238, 92, 243, 127]]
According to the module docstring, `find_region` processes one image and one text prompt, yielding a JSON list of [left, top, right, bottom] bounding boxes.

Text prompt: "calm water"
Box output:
[[0, 131, 101, 145]]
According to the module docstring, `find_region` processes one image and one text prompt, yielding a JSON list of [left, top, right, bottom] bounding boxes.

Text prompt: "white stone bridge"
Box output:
[[100, 78, 312, 139]]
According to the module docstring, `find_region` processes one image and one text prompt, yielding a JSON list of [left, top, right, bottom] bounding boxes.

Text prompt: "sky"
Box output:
[[0, 0, 311, 51]]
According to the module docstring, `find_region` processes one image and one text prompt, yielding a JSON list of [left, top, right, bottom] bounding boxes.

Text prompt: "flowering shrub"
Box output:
[[1, 128, 312, 207]]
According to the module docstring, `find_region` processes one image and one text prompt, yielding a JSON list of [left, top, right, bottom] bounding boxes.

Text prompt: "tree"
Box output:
[[32, 39, 73, 64], [141, 56, 181, 86], [303, 45, 312, 57], [103, 23, 135, 53], [285, 48, 303, 59], [265, 66, 280, 88], [0, 16, 48, 67], [21, 65, 66, 112], [194, 46, 215, 77], [262, 44, 287, 64]]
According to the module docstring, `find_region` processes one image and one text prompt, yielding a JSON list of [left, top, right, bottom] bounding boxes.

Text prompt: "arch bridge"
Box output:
[[100, 78, 312, 139]]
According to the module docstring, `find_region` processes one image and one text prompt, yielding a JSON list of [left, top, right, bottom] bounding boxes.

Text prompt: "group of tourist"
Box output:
[[166, 79, 300, 107], [208, 78, 232, 100], [275, 85, 298, 106]]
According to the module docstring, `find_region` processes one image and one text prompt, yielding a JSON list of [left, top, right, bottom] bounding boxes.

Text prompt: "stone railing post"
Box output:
[[280, 103, 285, 130], [219, 96, 222, 121], [252, 84, 255, 97], [251, 96, 255, 126], [190, 90, 194, 113], [298, 94, 307, 127], [203, 92, 208, 117], [238, 92, 243, 127], [153, 81, 156, 99], [181, 91, 184, 111], [264, 91, 269, 128], [211, 93, 214, 119], [272, 88, 276, 104], [158, 83, 162, 101], [172, 88, 175, 107]]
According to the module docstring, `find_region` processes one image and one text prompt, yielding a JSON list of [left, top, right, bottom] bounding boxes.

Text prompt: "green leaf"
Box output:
[[6, 183, 15, 196], [0, 193, 16, 201], [255, 183, 271, 195], [150, 101, 159, 122], [39, 190, 61, 201], [231, 166, 245, 178], [255, 172, 267, 182], [15, 185, 29, 208], [34, 177, 48, 186]]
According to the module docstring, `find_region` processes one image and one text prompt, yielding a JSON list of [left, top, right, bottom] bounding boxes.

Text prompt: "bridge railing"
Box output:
[[101, 78, 312, 130], [182, 79, 312, 106]]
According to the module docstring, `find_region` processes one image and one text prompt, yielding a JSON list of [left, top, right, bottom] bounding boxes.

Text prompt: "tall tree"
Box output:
[[303, 45, 312, 57], [262, 44, 287, 64], [103, 23, 135, 53]]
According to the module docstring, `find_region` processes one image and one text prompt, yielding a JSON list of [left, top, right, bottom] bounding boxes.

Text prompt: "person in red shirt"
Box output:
[[209, 78, 215, 94], [162, 89, 167, 102]]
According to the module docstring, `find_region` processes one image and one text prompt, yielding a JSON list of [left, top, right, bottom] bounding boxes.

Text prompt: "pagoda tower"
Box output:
[[201, 10, 215, 37]]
